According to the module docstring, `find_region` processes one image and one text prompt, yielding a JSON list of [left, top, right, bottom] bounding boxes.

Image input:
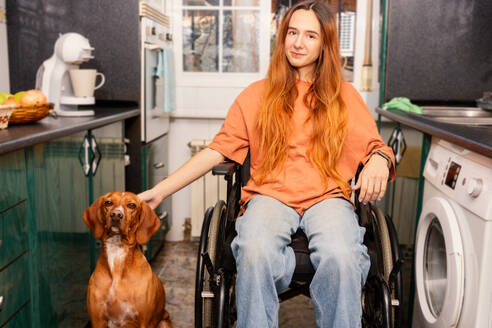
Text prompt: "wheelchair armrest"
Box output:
[[212, 161, 236, 177]]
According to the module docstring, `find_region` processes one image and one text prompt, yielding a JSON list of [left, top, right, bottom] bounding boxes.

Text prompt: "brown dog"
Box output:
[[83, 191, 172, 328]]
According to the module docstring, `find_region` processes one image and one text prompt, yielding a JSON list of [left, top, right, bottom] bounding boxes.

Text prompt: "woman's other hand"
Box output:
[[353, 153, 390, 203], [138, 188, 163, 210]]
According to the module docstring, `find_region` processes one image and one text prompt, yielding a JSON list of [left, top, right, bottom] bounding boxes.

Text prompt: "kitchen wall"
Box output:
[[385, 0, 492, 103], [0, 0, 9, 92], [6, 0, 140, 101]]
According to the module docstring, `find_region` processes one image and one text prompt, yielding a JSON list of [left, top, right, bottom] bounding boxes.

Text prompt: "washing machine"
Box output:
[[412, 138, 492, 328]]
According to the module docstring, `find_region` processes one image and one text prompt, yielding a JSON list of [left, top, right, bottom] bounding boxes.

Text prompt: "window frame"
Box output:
[[174, 0, 270, 87]]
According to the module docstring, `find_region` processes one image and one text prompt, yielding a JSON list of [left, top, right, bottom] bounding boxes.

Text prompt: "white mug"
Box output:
[[69, 69, 105, 98]]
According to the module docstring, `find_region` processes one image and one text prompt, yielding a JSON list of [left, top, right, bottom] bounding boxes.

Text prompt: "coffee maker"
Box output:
[[35, 32, 96, 116]]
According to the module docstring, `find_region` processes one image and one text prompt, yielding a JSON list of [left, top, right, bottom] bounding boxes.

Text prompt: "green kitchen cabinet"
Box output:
[[142, 134, 171, 261], [0, 150, 27, 213], [0, 201, 29, 272], [0, 203, 30, 328], [0, 150, 30, 327], [0, 253, 31, 327], [0, 121, 125, 328], [2, 301, 31, 328], [27, 132, 92, 328], [25, 122, 125, 328], [89, 123, 126, 266], [0, 149, 28, 269]]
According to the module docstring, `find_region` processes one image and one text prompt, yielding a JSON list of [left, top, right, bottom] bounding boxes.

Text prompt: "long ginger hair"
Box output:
[[256, 0, 350, 198]]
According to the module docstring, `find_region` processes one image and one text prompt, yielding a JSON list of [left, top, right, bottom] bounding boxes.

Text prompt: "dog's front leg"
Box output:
[[87, 292, 108, 327], [89, 318, 109, 328]]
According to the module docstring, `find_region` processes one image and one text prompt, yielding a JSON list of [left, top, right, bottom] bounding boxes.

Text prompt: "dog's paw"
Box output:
[[157, 320, 173, 328]]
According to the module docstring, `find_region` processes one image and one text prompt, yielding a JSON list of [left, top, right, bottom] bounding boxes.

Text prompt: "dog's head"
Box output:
[[83, 191, 160, 245]]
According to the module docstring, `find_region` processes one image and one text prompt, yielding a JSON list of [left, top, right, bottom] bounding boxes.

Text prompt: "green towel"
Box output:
[[382, 97, 423, 114]]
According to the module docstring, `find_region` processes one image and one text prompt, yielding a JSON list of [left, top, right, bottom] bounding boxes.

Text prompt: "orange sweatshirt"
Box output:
[[209, 79, 395, 215]]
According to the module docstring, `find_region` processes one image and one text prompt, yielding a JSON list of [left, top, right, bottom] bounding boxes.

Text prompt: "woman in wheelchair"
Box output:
[[140, 0, 396, 327]]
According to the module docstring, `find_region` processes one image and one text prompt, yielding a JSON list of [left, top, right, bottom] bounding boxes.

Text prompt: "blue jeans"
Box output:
[[231, 195, 370, 328]]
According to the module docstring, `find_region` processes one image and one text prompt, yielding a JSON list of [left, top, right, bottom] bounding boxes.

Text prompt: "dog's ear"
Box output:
[[136, 201, 161, 245], [83, 196, 106, 239]]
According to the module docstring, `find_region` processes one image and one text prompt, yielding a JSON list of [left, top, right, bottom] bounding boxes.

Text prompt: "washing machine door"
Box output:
[[415, 196, 464, 327]]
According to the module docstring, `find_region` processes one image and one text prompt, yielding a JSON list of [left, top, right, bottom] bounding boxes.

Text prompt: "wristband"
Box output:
[[372, 150, 392, 169]]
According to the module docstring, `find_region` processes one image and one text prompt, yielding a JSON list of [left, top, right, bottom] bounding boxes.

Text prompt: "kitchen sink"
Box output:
[[429, 116, 492, 125], [416, 106, 492, 125], [420, 106, 492, 118]]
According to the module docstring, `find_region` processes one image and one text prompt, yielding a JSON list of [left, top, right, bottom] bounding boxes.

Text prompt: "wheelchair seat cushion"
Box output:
[[290, 229, 315, 281], [223, 227, 314, 281]]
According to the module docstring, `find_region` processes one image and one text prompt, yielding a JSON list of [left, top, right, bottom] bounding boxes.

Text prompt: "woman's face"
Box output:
[[284, 9, 323, 80]]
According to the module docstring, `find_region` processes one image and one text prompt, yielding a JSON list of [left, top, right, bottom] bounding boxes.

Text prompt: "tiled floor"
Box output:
[[152, 241, 198, 328], [151, 241, 317, 328], [152, 241, 413, 328]]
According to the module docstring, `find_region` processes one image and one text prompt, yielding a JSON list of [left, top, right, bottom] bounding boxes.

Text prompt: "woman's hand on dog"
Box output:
[[138, 188, 163, 210]]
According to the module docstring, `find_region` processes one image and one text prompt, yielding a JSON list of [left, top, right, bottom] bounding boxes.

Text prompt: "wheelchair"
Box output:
[[195, 154, 404, 328]]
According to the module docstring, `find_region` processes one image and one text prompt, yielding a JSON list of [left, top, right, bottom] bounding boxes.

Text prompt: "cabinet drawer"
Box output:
[[146, 134, 169, 178], [0, 150, 27, 213], [0, 253, 30, 326], [1, 300, 30, 328], [0, 202, 28, 270]]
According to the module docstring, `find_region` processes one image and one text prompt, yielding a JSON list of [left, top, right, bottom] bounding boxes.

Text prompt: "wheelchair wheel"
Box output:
[[361, 204, 394, 328], [372, 206, 393, 283], [216, 272, 237, 328], [195, 201, 227, 328], [373, 206, 397, 327], [384, 212, 403, 328], [196, 206, 214, 328]]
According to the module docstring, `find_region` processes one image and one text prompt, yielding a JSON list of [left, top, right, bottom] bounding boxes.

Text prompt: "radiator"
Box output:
[[188, 139, 228, 238]]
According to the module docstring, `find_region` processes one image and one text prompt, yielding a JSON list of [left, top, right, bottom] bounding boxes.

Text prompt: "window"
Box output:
[[176, 0, 270, 86]]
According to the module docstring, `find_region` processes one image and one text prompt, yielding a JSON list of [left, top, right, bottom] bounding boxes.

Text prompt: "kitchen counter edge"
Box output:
[[376, 107, 492, 158], [0, 107, 140, 155]]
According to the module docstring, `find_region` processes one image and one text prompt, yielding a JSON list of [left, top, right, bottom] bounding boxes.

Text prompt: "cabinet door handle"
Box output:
[[0, 295, 4, 312], [78, 133, 102, 176], [79, 136, 92, 176], [91, 137, 102, 176], [159, 211, 168, 220], [153, 162, 165, 169]]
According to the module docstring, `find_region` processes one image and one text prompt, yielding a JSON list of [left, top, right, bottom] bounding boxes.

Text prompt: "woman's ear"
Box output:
[[83, 196, 105, 239], [136, 201, 161, 245]]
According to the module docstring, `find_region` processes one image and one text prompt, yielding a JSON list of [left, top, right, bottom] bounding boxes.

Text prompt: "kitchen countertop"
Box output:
[[0, 105, 140, 155], [376, 107, 492, 158]]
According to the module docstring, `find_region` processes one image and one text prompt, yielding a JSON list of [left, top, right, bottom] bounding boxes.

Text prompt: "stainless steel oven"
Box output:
[[140, 2, 172, 143]]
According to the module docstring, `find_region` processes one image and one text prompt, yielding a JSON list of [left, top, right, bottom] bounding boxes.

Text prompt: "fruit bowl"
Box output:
[[0, 90, 53, 125], [0, 105, 15, 129], [8, 103, 53, 124]]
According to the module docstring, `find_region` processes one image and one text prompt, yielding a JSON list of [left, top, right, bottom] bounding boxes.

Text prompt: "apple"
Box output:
[[19, 89, 47, 106], [1, 97, 20, 106], [0, 93, 12, 104], [13, 91, 25, 102]]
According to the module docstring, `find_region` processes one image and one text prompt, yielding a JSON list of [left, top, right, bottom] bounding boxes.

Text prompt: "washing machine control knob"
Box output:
[[466, 178, 483, 198]]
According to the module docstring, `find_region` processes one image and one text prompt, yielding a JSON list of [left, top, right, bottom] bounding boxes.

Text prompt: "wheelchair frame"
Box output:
[[195, 160, 403, 328]]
